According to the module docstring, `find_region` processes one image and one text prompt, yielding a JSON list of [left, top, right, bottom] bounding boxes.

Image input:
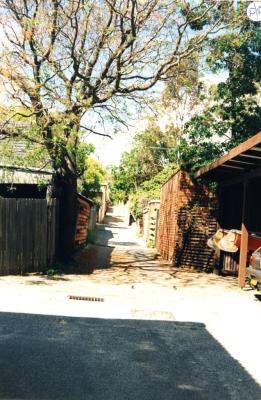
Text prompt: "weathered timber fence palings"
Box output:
[[0, 198, 58, 275]]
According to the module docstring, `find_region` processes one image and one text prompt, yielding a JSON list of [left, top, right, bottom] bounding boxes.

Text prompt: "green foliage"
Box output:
[[79, 157, 106, 203], [110, 121, 178, 204], [76, 143, 95, 177], [147, 240, 155, 249], [163, 53, 201, 108], [176, 19, 261, 174], [132, 123, 178, 179], [206, 20, 261, 145], [129, 165, 177, 219], [0, 140, 49, 168], [177, 113, 227, 173], [87, 230, 97, 244], [45, 268, 62, 277], [109, 151, 138, 204], [0, 106, 98, 198], [180, 2, 211, 31]]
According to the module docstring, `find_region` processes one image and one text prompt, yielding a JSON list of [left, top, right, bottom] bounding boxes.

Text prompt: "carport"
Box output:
[[195, 131, 261, 288]]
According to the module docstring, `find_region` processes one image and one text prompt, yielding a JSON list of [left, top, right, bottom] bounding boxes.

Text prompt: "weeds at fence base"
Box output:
[[87, 230, 97, 244], [44, 262, 64, 277]]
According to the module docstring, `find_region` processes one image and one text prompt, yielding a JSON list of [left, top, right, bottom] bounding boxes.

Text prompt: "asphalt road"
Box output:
[[0, 312, 260, 400]]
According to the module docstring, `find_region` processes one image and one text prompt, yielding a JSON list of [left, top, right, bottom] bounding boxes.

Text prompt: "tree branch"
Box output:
[[80, 125, 112, 139]]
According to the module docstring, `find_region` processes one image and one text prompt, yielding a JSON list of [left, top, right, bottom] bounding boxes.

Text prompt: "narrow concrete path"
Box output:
[[95, 205, 145, 249], [75, 205, 174, 285]]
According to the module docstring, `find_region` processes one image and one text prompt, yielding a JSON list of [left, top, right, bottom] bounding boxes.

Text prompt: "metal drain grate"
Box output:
[[69, 295, 104, 302]]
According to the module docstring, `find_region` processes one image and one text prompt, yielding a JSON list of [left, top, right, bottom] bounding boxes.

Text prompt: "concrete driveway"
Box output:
[[0, 205, 260, 398]]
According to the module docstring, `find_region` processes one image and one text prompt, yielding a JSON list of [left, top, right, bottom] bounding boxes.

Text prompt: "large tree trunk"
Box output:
[[57, 174, 78, 262]]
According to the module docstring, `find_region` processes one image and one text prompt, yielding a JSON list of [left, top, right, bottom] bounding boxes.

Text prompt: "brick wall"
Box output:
[[156, 170, 218, 270], [75, 195, 92, 246]]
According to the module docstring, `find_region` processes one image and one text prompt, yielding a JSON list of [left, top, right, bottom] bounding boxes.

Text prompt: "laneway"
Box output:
[[75, 205, 176, 287], [0, 206, 260, 393], [95, 205, 145, 248]]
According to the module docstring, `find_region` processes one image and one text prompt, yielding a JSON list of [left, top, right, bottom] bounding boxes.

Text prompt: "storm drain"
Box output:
[[69, 295, 104, 302]]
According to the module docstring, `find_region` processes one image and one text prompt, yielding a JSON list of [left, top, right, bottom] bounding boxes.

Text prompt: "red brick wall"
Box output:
[[156, 171, 180, 261], [156, 170, 218, 270], [75, 196, 91, 246]]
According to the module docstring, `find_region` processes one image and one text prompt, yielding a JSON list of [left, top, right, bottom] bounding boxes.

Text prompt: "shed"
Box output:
[[0, 165, 57, 274], [0, 164, 95, 273], [196, 131, 261, 287], [0, 164, 53, 198]]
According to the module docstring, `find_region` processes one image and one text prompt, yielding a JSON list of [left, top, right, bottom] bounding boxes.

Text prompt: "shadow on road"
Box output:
[[72, 245, 167, 280], [254, 294, 261, 302], [73, 245, 115, 274], [102, 212, 123, 225], [0, 312, 260, 400]]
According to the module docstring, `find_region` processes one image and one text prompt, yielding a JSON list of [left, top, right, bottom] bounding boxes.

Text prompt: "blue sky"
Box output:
[[86, 71, 228, 167]]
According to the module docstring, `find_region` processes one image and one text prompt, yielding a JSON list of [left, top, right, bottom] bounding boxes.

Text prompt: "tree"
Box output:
[[0, 0, 232, 259], [110, 120, 177, 203], [0, 105, 50, 167], [162, 53, 203, 128], [110, 151, 138, 203], [131, 122, 178, 182], [177, 10, 261, 174], [79, 157, 106, 202], [130, 164, 176, 219], [207, 19, 261, 145], [177, 112, 226, 173]]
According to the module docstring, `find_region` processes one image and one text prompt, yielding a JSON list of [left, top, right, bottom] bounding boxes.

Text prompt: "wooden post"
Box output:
[[238, 223, 248, 288], [238, 182, 248, 288]]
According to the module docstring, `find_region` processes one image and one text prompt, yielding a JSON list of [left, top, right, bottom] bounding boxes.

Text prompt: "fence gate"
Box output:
[[0, 198, 58, 275]]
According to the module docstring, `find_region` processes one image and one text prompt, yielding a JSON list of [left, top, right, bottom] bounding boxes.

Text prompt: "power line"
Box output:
[[148, 146, 177, 149]]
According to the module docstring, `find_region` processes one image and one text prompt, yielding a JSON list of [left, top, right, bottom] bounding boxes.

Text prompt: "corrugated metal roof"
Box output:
[[0, 165, 53, 184], [195, 132, 261, 181]]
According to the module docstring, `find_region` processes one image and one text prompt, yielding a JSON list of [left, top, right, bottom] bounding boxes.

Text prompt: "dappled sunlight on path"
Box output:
[[74, 205, 239, 290], [73, 205, 177, 286]]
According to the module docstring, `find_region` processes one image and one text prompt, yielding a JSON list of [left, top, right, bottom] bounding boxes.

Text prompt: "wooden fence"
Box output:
[[0, 197, 58, 275]]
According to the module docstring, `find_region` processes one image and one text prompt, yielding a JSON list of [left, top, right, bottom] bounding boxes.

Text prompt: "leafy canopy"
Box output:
[[79, 157, 106, 203], [176, 15, 261, 173], [130, 164, 177, 219], [109, 120, 178, 203], [0, 0, 233, 181]]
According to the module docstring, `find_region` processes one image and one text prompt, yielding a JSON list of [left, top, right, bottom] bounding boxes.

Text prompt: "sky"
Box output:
[[0, 65, 228, 169], [86, 72, 228, 167], [0, 8, 230, 170], [85, 113, 150, 167], [86, 130, 134, 167]]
